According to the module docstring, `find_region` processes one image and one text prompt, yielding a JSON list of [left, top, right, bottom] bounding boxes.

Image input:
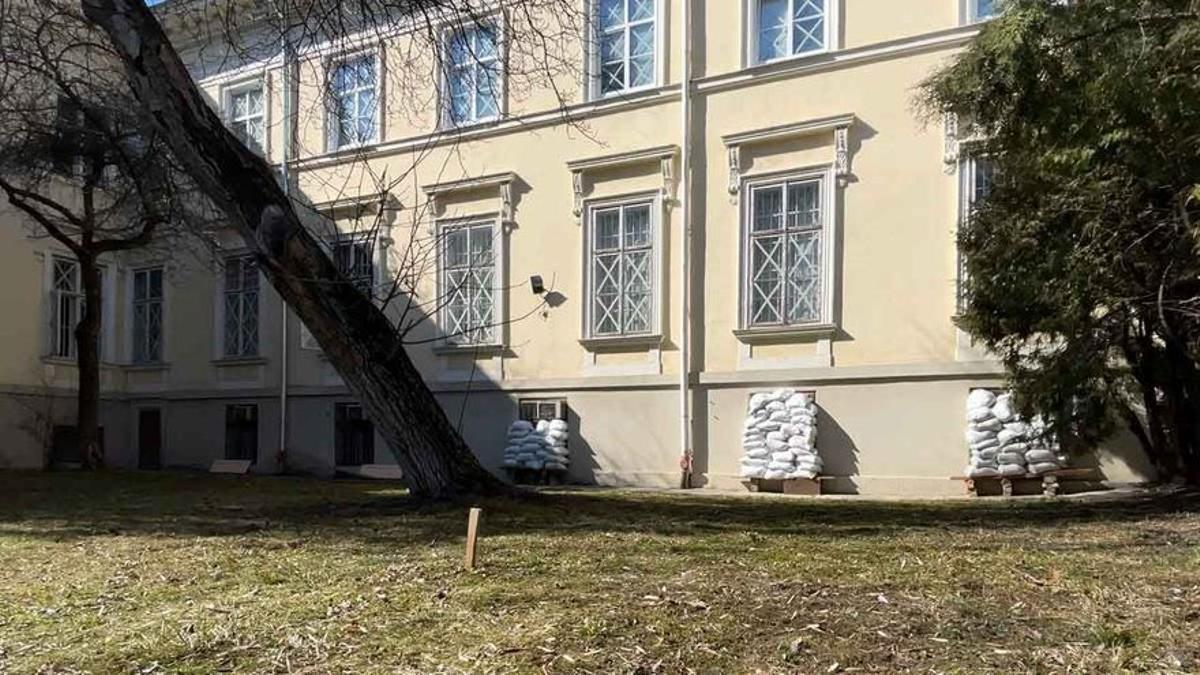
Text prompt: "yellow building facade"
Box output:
[[0, 0, 1156, 493]]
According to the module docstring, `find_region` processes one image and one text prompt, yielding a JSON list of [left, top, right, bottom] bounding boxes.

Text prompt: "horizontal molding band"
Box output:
[[0, 361, 1006, 403]]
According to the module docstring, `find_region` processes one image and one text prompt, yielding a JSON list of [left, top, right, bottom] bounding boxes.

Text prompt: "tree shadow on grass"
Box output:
[[0, 471, 1196, 550]]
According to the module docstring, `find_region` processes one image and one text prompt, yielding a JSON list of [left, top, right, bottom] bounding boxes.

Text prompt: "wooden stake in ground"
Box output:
[[464, 507, 482, 571]]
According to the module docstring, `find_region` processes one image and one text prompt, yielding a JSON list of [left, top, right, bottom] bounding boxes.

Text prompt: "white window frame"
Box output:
[[956, 152, 995, 314], [440, 16, 506, 129], [129, 266, 166, 365], [738, 167, 837, 331], [221, 78, 268, 157], [745, 0, 838, 67], [44, 255, 115, 362], [961, 0, 1001, 25], [587, 0, 663, 100], [582, 192, 664, 341], [218, 254, 261, 359], [436, 216, 505, 348], [331, 232, 377, 297], [324, 49, 384, 152], [49, 256, 83, 359]]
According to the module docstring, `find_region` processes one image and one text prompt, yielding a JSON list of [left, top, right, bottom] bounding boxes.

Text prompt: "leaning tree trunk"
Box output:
[[81, 0, 507, 498], [75, 255, 104, 469]]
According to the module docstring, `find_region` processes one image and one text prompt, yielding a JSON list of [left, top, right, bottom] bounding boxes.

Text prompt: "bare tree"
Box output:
[[0, 0, 215, 468], [77, 0, 592, 497]]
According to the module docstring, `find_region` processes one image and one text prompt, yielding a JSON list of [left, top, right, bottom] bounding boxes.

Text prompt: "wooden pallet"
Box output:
[[744, 476, 822, 496], [951, 468, 1096, 498], [503, 466, 568, 486]]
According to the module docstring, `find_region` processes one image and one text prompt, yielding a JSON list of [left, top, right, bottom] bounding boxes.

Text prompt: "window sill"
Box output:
[[751, 47, 832, 71], [437, 117, 503, 134], [579, 334, 663, 350], [733, 324, 837, 343], [124, 362, 171, 372], [590, 82, 661, 103], [212, 357, 268, 367], [432, 342, 505, 356]]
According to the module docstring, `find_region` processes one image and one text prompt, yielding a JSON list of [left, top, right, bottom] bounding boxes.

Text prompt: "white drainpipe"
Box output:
[[678, 0, 694, 488], [277, 23, 294, 471]]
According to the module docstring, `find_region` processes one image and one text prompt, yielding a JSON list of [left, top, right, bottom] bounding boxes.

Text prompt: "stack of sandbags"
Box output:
[[964, 389, 1067, 478], [739, 389, 821, 480], [501, 419, 570, 470]]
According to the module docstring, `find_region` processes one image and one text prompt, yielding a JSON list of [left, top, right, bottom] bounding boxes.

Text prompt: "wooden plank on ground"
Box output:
[[209, 460, 251, 475]]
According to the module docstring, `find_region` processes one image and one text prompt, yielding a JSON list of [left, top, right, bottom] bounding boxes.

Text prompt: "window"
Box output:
[[223, 255, 259, 358], [227, 85, 265, 154], [744, 176, 827, 327], [329, 54, 378, 149], [332, 235, 375, 296], [50, 258, 82, 358], [335, 403, 375, 466], [957, 155, 995, 313], [588, 201, 655, 337], [440, 221, 496, 345], [593, 0, 656, 97], [445, 22, 502, 126], [519, 398, 567, 422], [131, 267, 164, 364], [224, 404, 258, 462], [754, 0, 828, 64], [967, 0, 1000, 23], [52, 96, 83, 175]]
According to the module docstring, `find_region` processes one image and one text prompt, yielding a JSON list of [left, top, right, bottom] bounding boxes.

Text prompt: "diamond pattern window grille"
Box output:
[[757, 0, 826, 63], [446, 23, 501, 125], [590, 202, 654, 336], [747, 179, 824, 327], [50, 258, 82, 358], [132, 267, 164, 364], [330, 54, 377, 148], [442, 222, 496, 345], [223, 255, 259, 357], [596, 0, 656, 96], [228, 86, 265, 154], [957, 155, 995, 313]]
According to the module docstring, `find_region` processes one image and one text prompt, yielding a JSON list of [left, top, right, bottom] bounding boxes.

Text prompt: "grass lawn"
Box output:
[[0, 473, 1198, 673]]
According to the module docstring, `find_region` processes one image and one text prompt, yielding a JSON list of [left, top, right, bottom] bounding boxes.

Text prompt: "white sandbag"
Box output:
[[1002, 421, 1029, 435], [770, 450, 795, 463], [975, 418, 1003, 432], [741, 457, 769, 467], [967, 465, 1000, 478], [998, 463, 1026, 477], [971, 437, 1000, 452], [998, 442, 1028, 453], [766, 401, 786, 413], [1028, 461, 1060, 475], [792, 448, 819, 460], [766, 431, 786, 443], [788, 469, 818, 480], [992, 395, 1016, 422], [967, 389, 997, 409], [778, 424, 798, 437], [996, 428, 1024, 446], [768, 410, 790, 423], [965, 428, 993, 444], [966, 406, 994, 423], [1023, 448, 1056, 463], [743, 440, 765, 451], [549, 419, 569, 432], [745, 448, 769, 460], [785, 393, 810, 409], [510, 419, 534, 431], [767, 461, 794, 472], [502, 458, 518, 467], [788, 436, 813, 450], [765, 438, 788, 452], [764, 469, 788, 480], [546, 429, 569, 441], [973, 446, 999, 458], [535, 419, 551, 433], [755, 421, 781, 432], [997, 451, 1026, 465]]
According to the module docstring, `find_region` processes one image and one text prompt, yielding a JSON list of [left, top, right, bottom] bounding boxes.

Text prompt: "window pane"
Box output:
[[599, 0, 624, 29], [224, 294, 240, 355], [787, 230, 821, 323], [475, 65, 500, 119], [972, 157, 994, 206], [623, 205, 650, 248], [792, 0, 825, 54], [468, 225, 493, 265], [444, 228, 469, 268], [629, 0, 654, 22], [623, 250, 651, 333], [750, 234, 784, 324], [600, 61, 626, 94], [786, 181, 820, 229], [475, 25, 498, 60], [594, 209, 621, 250], [593, 253, 620, 335], [133, 271, 147, 301], [976, 0, 997, 19], [752, 186, 784, 232], [758, 0, 789, 62]]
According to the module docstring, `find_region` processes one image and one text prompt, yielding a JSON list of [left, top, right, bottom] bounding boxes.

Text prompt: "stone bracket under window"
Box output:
[[722, 114, 856, 203], [943, 113, 989, 174], [567, 145, 679, 224], [422, 171, 519, 234]]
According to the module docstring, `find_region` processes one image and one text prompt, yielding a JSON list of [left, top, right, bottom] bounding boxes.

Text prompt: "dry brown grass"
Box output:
[[0, 471, 1198, 673]]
